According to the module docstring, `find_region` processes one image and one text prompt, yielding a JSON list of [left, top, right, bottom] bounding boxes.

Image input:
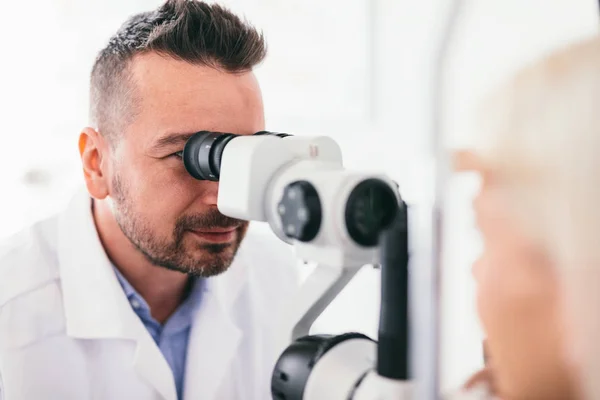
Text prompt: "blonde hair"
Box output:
[[474, 34, 600, 399]]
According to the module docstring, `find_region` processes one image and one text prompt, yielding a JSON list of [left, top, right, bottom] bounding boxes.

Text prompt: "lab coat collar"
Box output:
[[58, 189, 247, 336], [183, 285, 243, 400], [57, 190, 178, 400], [57, 189, 139, 340]]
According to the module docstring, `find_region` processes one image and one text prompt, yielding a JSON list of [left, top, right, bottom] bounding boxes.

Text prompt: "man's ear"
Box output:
[[79, 127, 110, 200]]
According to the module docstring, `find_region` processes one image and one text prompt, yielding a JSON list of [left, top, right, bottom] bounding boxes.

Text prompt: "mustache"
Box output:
[[176, 209, 246, 232]]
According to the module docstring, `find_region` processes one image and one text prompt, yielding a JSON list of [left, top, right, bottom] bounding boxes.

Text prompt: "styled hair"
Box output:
[[89, 0, 266, 143], [474, 35, 600, 400]]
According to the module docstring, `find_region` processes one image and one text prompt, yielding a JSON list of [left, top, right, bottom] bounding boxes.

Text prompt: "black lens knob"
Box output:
[[345, 179, 399, 247], [183, 131, 237, 181], [278, 181, 322, 242]]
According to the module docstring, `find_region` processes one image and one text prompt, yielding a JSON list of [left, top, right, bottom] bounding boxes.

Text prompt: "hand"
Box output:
[[463, 341, 497, 396], [464, 367, 495, 392]]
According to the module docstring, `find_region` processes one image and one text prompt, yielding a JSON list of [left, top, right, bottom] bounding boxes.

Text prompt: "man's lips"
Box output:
[[188, 226, 239, 243]]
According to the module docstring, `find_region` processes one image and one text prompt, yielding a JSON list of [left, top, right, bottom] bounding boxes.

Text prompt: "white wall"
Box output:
[[0, 0, 598, 395]]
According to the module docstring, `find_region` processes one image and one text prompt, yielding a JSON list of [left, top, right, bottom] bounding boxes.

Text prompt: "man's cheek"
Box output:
[[158, 172, 198, 200]]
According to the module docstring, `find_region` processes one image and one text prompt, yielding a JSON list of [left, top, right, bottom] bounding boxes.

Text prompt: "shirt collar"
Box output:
[[112, 266, 139, 300], [112, 265, 205, 332]]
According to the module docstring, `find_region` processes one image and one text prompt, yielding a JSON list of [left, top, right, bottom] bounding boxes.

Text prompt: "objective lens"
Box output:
[[183, 130, 291, 181], [345, 179, 399, 247]]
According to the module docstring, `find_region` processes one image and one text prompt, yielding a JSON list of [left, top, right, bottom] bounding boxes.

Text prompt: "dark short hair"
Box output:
[[89, 0, 266, 144]]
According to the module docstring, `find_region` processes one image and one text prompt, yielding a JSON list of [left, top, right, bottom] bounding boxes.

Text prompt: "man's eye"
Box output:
[[173, 151, 183, 159]]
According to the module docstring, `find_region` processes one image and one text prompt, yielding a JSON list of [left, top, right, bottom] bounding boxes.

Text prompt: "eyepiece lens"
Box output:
[[183, 131, 238, 181], [210, 134, 237, 179], [183, 131, 292, 181]]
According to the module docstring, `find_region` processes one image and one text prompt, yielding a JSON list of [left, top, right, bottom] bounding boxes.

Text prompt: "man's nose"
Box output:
[[196, 181, 219, 206]]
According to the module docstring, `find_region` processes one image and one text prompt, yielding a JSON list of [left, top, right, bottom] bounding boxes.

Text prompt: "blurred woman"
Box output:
[[451, 34, 600, 400]]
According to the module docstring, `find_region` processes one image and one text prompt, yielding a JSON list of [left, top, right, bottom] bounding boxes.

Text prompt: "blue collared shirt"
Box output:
[[113, 268, 204, 400]]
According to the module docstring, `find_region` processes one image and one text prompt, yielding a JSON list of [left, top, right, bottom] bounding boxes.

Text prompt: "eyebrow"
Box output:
[[149, 132, 196, 153]]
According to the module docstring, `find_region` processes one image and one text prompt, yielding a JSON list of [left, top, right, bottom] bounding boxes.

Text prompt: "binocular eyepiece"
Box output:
[[183, 130, 291, 181], [182, 129, 399, 248]]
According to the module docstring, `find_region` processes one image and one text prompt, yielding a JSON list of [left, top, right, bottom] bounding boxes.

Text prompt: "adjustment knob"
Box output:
[[278, 181, 322, 242], [271, 333, 376, 400]]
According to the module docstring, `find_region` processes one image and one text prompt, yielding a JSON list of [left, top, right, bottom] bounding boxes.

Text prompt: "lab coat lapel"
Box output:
[[133, 330, 178, 400], [183, 247, 248, 400], [57, 190, 177, 400], [58, 190, 137, 340]]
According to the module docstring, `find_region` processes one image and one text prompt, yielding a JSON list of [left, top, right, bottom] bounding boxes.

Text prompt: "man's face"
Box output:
[[107, 53, 264, 277]]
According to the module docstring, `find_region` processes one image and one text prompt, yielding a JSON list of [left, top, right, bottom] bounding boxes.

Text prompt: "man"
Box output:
[[0, 1, 299, 399]]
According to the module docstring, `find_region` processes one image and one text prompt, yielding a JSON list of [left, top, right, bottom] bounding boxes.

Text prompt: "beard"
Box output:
[[111, 174, 248, 277]]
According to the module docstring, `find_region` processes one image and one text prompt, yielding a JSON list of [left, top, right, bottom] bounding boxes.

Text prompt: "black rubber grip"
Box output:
[[377, 202, 410, 380]]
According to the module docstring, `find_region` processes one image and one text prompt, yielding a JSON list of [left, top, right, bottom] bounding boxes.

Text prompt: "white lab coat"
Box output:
[[0, 189, 299, 400]]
